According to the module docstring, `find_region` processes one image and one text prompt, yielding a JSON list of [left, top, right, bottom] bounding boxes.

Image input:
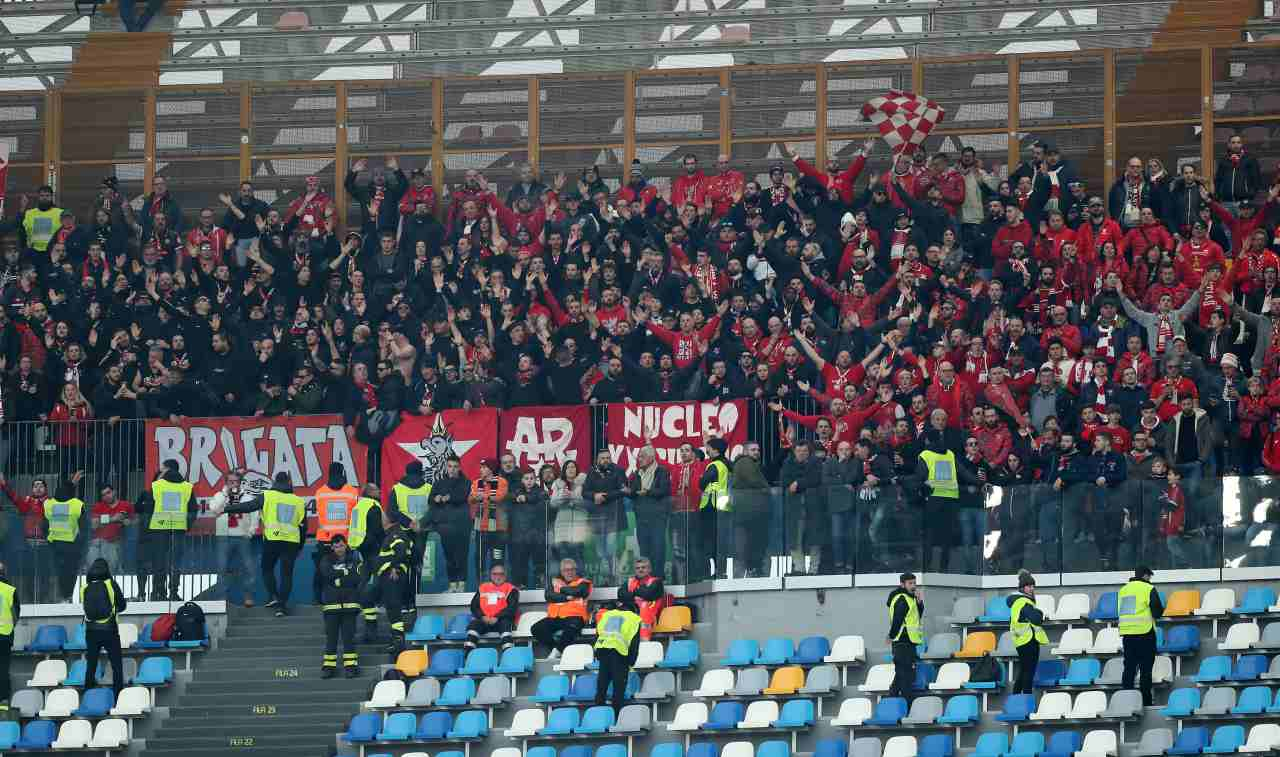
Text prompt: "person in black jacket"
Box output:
[[430, 457, 474, 592], [353, 483, 386, 643], [508, 469, 548, 590], [82, 558, 127, 696], [625, 448, 673, 580], [345, 158, 408, 254], [886, 572, 923, 698], [1006, 570, 1046, 694], [780, 441, 824, 575], [583, 450, 627, 578], [318, 534, 364, 678], [135, 461, 200, 602], [0, 561, 19, 712], [1215, 134, 1264, 208]]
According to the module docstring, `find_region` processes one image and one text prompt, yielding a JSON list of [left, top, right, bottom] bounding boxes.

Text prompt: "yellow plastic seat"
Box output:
[[1163, 590, 1201, 618], [762, 666, 805, 695], [396, 650, 429, 677], [653, 606, 693, 634], [954, 631, 996, 658]]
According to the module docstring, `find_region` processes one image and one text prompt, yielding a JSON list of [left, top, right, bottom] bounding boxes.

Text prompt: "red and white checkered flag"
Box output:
[[861, 90, 946, 156]]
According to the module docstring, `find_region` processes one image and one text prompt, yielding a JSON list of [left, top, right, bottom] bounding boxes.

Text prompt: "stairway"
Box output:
[[142, 605, 383, 757]]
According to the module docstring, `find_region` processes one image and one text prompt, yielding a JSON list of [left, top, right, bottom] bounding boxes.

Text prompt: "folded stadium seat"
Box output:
[[1058, 658, 1101, 687], [503, 708, 545, 737], [1221, 623, 1263, 651], [687, 742, 718, 757], [954, 632, 996, 658], [1028, 691, 1071, 720], [993, 632, 1017, 660], [852, 736, 883, 757], [900, 696, 942, 726], [526, 744, 556, 757], [1004, 732, 1044, 757], [63, 623, 87, 652], [472, 675, 513, 707], [1160, 625, 1201, 655], [565, 674, 601, 703], [738, 700, 780, 729], [27, 659, 67, 688], [1161, 688, 1202, 717], [1089, 628, 1122, 655], [1033, 659, 1067, 688], [816, 739, 848, 757], [1231, 685, 1271, 715], [858, 664, 894, 694], [825, 635, 866, 665], [865, 697, 908, 727], [530, 674, 570, 704], [88, 718, 129, 750], [405, 616, 445, 643], [653, 606, 693, 635], [426, 648, 463, 677], [1050, 594, 1090, 623], [791, 637, 832, 665], [723, 640, 761, 667], [1067, 690, 1106, 719], [39, 688, 79, 718], [15, 719, 56, 750], [758, 741, 790, 757], [376, 712, 417, 741], [1202, 725, 1246, 754], [917, 734, 953, 757], [1231, 588, 1277, 615], [1262, 657, 1280, 682], [668, 703, 710, 732], [1036, 594, 1057, 618], [0, 722, 17, 750], [995, 694, 1036, 723], [598, 744, 628, 757], [799, 665, 839, 699], [635, 671, 676, 703], [1160, 590, 1200, 619], [1040, 730, 1082, 757], [342, 713, 382, 743], [936, 695, 979, 726], [415, 711, 453, 740], [575, 705, 616, 735], [514, 612, 547, 641], [435, 677, 477, 707], [440, 614, 472, 641], [911, 663, 937, 692], [774, 699, 815, 729], [977, 597, 1011, 624], [1077, 729, 1118, 757], [634, 641, 666, 671], [1253, 623, 1280, 650], [702, 701, 746, 730], [438, 751, 469, 757], [402, 678, 441, 708], [28, 624, 68, 653], [928, 662, 970, 691], [63, 659, 106, 688], [554, 644, 595, 674], [731, 668, 770, 697], [1051, 628, 1093, 656], [1194, 589, 1236, 618], [72, 687, 114, 718], [658, 640, 701, 671], [134, 623, 167, 650], [1195, 687, 1237, 717], [117, 623, 139, 650], [366, 680, 407, 709], [971, 732, 1007, 757], [883, 736, 917, 757], [832, 697, 873, 727], [497, 646, 535, 676], [446, 710, 488, 739], [459, 647, 498, 676], [1240, 724, 1280, 753], [921, 633, 962, 661], [1268, 689, 1280, 714], [50, 719, 93, 750], [610, 704, 652, 735], [763, 666, 804, 695], [1231, 654, 1269, 682], [944, 597, 984, 627], [11, 689, 43, 718], [721, 742, 753, 757], [492, 749, 523, 757], [650, 746, 683, 757], [1087, 593, 1118, 623], [755, 638, 796, 666], [1100, 689, 1142, 720], [1130, 729, 1175, 757]]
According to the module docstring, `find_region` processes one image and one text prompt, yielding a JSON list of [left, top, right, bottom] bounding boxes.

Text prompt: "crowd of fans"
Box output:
[[2, 133, 1280, 582]]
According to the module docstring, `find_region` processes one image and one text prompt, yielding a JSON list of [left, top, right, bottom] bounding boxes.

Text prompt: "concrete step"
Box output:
[[185, 663, 384, 683], [177, 689, 368, 707], [142, 748, 326, 757], [181, 677, 373, 696], [156, 714, 356, 733], [144, 732, 340, 751], [168, 701, 363, 719]]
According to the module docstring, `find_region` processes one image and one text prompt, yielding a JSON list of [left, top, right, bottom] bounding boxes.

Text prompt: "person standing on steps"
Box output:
[[226, 472, 306, 617], [887, 571, 923, 699], [388, 461, 432, 592], [136, 460, 196, 601], [43, 471, 87, 603], [318, 534, 364, 678], [374, 509, 415, 657], [81, 558, 127, 697], [1007, 569, 1048, 694], [464, 563, 519, 651], [313, 463, 359, 605], [593, 598, 643, 714], [348, 483, 386, 643], [1119, 565, 1164, 705], [0, 561, 19, 714]]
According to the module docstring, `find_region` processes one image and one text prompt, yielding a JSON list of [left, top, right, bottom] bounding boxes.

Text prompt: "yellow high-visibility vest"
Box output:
[[595, 609, 643, 655], [890, 592, 923, 643], [1010, 595, 1049, 647], [263, 490, 306, 543], [920, 450, 960, 498], [0, 581, 15, 636], [392, 482, 432, 523], [44, 497, 84, 542], [699, 459, 732, 511], [1118, 580, 1156, 635], [150, 479, 193, 531], [348, 497, 381, 548]]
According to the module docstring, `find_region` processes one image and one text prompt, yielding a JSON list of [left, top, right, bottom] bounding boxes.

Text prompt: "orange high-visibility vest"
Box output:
[[314, 485, 359, 543], [478, 581, 515, 618], [547, 577, 592, 620]]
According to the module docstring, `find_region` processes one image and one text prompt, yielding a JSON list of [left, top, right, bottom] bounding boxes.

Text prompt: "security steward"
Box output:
[[44, 471, 86, 603], [593, 599, 643, 714], [1007, 569, 1047, 694], [137, 460, 197, 601], [226, 472, 307, 617], [887, 571, 923, 699], [0, 561, 19, 713], [389, 462, 433, 590], [374, 509, 415, 657], [618, 557, 668, 640], [318, 534, 364, 678], [1119, 566, 1164, 705], [464, 563, 519, 651], [82, 558, 127, 696], [697, 438, 732, 579], [349, 483, 386, 643], [915, 428, 977, 572], [531, 558, 593, 661], [313, 463, 359, 604]]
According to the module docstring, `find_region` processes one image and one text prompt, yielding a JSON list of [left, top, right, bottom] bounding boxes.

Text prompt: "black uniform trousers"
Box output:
[[594, 647, 630, 713], [379, 572, 410, 649], [0, 635, 11, 705], [1013, 640, 1040, 694], [531, 617, 585, 653], [1122, 631, 1158, 705], [51, 541, 80, 602], [889, 640, 918, 699], [465, 616, 515, 649], [323, 609, 359, 669], [143, 530, 185, 600], [358, 544, 380, 625], [85, 625, 125, 696], [262, 539, 301, 606]]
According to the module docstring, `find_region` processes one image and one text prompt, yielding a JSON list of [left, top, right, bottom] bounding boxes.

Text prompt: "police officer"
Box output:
[[697, 438, 732, 579], [318, 534, 364, 678], [137, 460, 197, 601], [593, 599, 642, 714], [44, 471, 86, 602], [1007, 569, 1047, 694], [313, 463, 359, 604], [0, 561, 19, 713], [375, 509, 415, 657], [1119, 566, 1164, 705], [348, 483, 386, 643], [226, 472, 306, 617], [82, 558, 127, 696], [465, 563, 519, 651], [887, 571, 923, 699]]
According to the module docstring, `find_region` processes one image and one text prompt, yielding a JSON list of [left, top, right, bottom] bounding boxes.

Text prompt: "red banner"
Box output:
[[605, 399, 749, 473], [379, 409, 500, 500], [498, 405, 592, 472]]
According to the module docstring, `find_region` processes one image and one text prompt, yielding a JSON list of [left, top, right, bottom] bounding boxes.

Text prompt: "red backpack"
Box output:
[[151, 613, 177, 641]]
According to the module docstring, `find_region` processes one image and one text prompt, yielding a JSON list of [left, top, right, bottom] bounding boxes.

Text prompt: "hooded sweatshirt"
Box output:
[[83, 558, 127, 625], [886, 586, 923, 641]]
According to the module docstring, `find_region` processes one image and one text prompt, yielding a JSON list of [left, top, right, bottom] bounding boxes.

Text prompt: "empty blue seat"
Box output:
[[440, 614, 472, 642], [405, 615, 446, 642], [63, 623, 87, 652], [428, 648, 465, 677], [919, 734, 955, 757], [1041, 731, 1083, 757], [1033, 660, 1066, 688], [1089, 592, 1118, 622], [1267, 690, 1280, 714], [0, 722, 18, 750], [1192, 656, 1232, 684], [755, 638, 795, 666], [344, 713, 382, 743], [447, 710, 488, 739], [775, 699, 815, 728], [1231, 655, 1268, 682], [1161, 688, 1202, 718], [1005, 731, 1045, 757], [1166, 727, 1209, 756], [565, 674, 600, 703], [658, 640, 701, 670], [133, 656, 173, 685], [1203, 725, 1246, 754], [652, 744, 684, 757], [28, 625, 67, 653], [790, 637, 832, 665], [973, 733, 1008, 757], [530, 674, 570, 704], [913, 663, 937, 691], [438, 752, 466, 757], [458, 648, 498, 676], [978, 596, 1011, 623], [1059, 658, 1101, 686], [496, 646, 534, 675], [64, 659, 106, 687], [15, 720, 56, 750], [540, 707, 582, 736], [815, 739, 848, 757], [687, 744, 718, 757], [575, 706, 616, 735], [562, 746, 593, 757], [758, 741, 790, 757], [995, 694, 1035, 723], [528, 748, 558, 757], [598, 745, 629, 757], [73, 687, 115, 718], [724, 640, 760, 667], [415, 711, 453, 740], [435, 677, 476, 707], [937, 695, 979, 725], [865, 697, 908, 726], [1233, 686, 1271, 715], [1159, 626, 1201, 655], [702, 701, 746, 730], [1232, 588, 1277, 615], [377, 712, 417, 741]]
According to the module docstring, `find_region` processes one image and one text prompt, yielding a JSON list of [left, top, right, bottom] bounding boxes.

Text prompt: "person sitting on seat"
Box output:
[[531, 558, 593, 661], [464, 563, 519, 651]]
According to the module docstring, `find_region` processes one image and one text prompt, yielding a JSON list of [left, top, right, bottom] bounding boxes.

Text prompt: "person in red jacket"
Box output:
[[785, 140, 873, 206], [1074, 196, 1123, 263], [1210, 185, 1277, 257], [670, 153, 706, 209], [915, 153, 965, 216], [1120, 206, 1175, 261], [925, 361, 976, 429], [992, 205, 1034, 269], [640, 301, 727, 369], [1174, 219, 1226, 289], [283, 174, 332, 237], [0, 474, 53, 601], [398, 169, 436, 217], [699, 154, 746, 219]]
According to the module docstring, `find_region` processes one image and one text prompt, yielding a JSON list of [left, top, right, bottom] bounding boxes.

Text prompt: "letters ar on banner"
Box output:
[[606, 399, 748, 472], [498, 405, 592, 471], [379, 408, 500, 500]]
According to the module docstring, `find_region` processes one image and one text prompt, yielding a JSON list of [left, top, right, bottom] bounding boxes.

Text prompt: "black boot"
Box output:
[[345, 667, 361, 679], [320, 667, 336, 679]]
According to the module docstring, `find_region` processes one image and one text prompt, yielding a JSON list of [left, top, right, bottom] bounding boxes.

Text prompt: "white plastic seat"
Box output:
[[883, 735, 918, 757], [492, 748, 522, 757], [1051, 628, 1094, 656], [1240, 724, 1280, 754], [110, 687, 151, 716], [118, 623, 139, 649], [1221, 623, 1263, 651], [832, 697, 873, 727], [1028, 691, 1072, 720], [1194, 588, 1236, 616], [739, 700, 780, 729], [693, 669, 735, 698], [1152, 656, 1174, 684], [39, 688, 79, 718], [27, 659, 68, 688], [825, 635, 866, 664], [365, 680, 406, 709], [51, 719, 93, 749], [1037, 594, 1058, 619], [1076, 729, 1118, 757], [1089, 627, 1122, 655], [515, 611, 547, 639], [634, 641, 665, 671], [858, 664, 894, 694], [88, 719, 130, 750], [668, 702, 710, 732], [553, 644, 594, 673], [1068, 690, 1107, 719], [723, 742, 756, 757], [928, 662, 970, 691], [1052, 594, 1091, 622], [503, 708, 545, 737]]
